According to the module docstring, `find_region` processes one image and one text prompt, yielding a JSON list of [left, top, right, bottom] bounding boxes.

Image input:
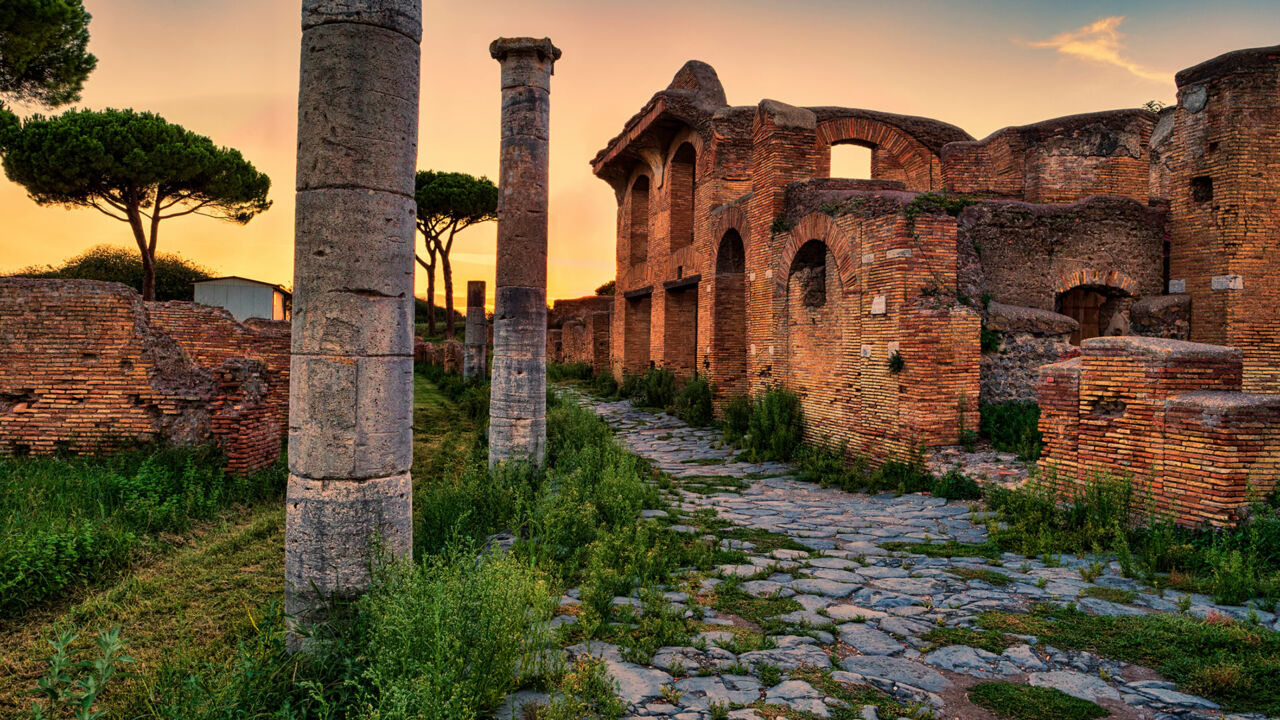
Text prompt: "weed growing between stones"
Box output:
[[920, 626, 1016, 654], [948, 567, 1014, 586], [967, 681, 1108, 720], [978, 603, 1280, 715], [1079, 586, 1138, 604]]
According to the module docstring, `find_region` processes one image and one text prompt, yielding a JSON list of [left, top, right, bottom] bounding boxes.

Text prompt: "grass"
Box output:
[[1080, 585, 1139, 604], [968, 681, 1107, 720], [676, 475, 750, 495], [0, 502, 285, 717], [0, 444, 286, 617], [978, 603, 1280, 715], [949, 567, 1014, 586], [920, 626, 1015, 654], [881, 540, 1003, 560], [709, 583, 802, 634]]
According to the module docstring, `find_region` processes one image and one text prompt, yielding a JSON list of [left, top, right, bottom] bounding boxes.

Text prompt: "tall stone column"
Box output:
[[464, 280, 487, 379], [286, 0, 420, 641], [488, 37, 560, 467]]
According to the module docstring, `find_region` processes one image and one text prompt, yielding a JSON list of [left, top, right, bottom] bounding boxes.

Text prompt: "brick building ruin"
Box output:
[[0, 278, 289, 474], [587, 45, 1280, 524]]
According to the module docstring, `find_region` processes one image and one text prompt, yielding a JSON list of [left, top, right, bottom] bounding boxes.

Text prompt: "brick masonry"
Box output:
[[1038, 337, 1278, 526], [0, 278, 282, 473], [589, 47, 1280, 485]]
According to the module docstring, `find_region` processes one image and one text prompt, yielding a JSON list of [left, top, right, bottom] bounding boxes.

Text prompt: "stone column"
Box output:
[[488, 37, 560, 467], [286, 0, 420, 642], [464, 280, 487, 379]]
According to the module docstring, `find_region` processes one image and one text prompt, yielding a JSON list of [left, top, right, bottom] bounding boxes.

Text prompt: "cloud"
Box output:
[[1024, 16, 1168, 83]]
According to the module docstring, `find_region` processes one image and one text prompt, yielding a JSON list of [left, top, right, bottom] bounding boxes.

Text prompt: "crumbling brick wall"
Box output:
[[942, 110, 1155, 203], [549, 295, 612, 329], [1037, 336, 1279, 526], [957, 196, 1166, 313], [557, 310, 611, 374], [0, 279, 280, 473], [981, 302, 1079, 404], [147, 301, 290, 435]]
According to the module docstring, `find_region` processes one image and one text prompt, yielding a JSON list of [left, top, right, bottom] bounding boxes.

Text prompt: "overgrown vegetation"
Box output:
[[979, 401, 1042, 461], [980, 603, 1280, 715], [672, 374, 713, 427], [14, 245, 213, 302], [967, 681, 1108, 720], [0, 444, 285, 617]]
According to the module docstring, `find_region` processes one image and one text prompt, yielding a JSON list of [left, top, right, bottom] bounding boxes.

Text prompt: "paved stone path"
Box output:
[[499, 391, 1275, 720]]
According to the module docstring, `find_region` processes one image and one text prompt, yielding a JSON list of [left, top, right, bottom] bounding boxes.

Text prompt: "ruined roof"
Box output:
[[590, 61, 729, 186], [963, 109, 1156, 147], [807, 107, 973, 153], [1176, 44, 1280, 87]]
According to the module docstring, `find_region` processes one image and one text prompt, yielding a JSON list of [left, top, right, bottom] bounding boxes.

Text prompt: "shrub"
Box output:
[[548, 361, 593, 382], [968, 681, 1107, 720], [721, 394, 752, 446], [633, 367, 676, 410], [360, 549, 556, 720], [591, 372, 619, 398], [743, 387, 803, 461], [933, 470, 982, 500], [617, 372, 642, 400], [980, 401, 1043, 460], [672, 375, 713, 426]]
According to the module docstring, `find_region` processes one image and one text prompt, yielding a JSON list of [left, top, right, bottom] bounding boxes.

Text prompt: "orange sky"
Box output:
[[2, 0, 1277, 308]]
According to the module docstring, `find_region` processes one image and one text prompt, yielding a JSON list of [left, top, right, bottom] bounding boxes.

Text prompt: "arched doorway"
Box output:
[[1057, 285, 1132, 344], [712, 230, 746, 398]]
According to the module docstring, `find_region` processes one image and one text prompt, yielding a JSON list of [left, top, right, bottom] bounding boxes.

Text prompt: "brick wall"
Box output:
[[0, 279, 280, 473], [549, 295, 613, 328], [942, 110, 1155, 203], [957, 196, 1166, 312], [147, 301, 290, 435], [1037, 336, 1279, 526], [1163, 45, 1280, 393]]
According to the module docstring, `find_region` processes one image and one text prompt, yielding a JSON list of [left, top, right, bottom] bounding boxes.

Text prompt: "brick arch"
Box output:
[[659, 128, 706, 187], [776, 213, 857, 295], [816, 117, 942, 191], [710, 203, 747, 254], [1054, 268, 1140, 296]]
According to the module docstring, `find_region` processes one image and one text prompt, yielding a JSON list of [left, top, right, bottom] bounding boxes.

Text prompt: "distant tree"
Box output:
[[1143, 100, 1167, 113], [0, 0, 96, 108], [15, 244, 213, 301], [595, 279, 615, 296], [0, 108, 271, 300], [414, 170, 497, 339]]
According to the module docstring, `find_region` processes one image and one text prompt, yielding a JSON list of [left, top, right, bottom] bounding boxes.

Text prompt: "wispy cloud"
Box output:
[[1024, 16, 1167, 83]]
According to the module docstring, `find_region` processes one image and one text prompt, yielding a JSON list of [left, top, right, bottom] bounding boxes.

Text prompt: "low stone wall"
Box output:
[[980, 302, 1078, 404], [0, 279, 281, 473], [1037, 336, 1280, 526]]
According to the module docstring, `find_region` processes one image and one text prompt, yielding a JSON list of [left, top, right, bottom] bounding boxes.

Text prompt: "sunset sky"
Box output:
[[2, 0, 1278, 308]]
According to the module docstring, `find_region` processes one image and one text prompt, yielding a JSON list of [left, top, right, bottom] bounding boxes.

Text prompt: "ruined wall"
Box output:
[[1129, 294, 1192, 340], [558, 311, 611, 374], [769, 197, 980, 459], [549, 295, 612, 328], [0, 279, 280, 473], [981, 303, 1078, 404], [942, 110, 1155, 203], [1038, 336, 1279, 526], [147, 301, 291, 434], [957, 196, 1166, 312], [1162, 45, 1280, 393]]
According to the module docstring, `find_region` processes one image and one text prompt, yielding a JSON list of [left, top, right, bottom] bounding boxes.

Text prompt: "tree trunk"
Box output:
[[443, 252, 454, 339], [426, 263, 437, 336], [126, 203, 155, 301]]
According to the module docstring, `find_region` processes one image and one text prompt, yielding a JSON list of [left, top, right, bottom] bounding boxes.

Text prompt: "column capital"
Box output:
[[489, 37, 561, 66]]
